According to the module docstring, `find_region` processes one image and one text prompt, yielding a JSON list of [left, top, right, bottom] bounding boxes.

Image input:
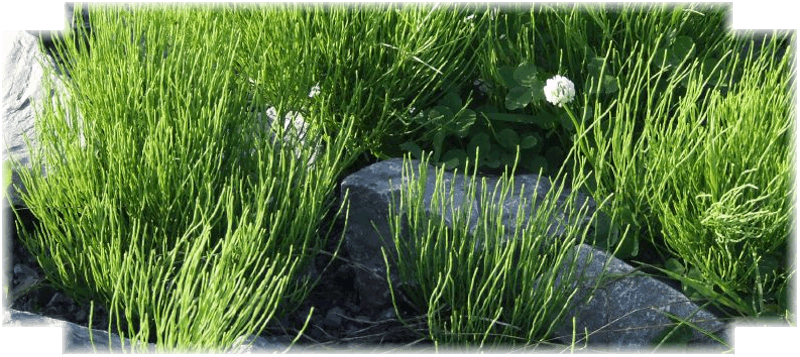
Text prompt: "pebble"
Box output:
[[13, 263, 38, 280], [323, 307, 345, 328]]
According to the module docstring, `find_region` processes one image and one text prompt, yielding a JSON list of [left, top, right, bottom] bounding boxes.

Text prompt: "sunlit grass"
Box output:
[[5, 2, 794, 352], [382, 150, 618, 350], [13, 4, 359, 352], [571, 23, 795, 320]]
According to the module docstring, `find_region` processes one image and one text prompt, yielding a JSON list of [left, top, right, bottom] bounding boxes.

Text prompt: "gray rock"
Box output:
[[474, 173, 596, 241], [3, 31, 46, 207], [340, 158, 480, 314], [339, 158, 729, 350], [323, 306, 346, 329], [551, 244, 730, 351], [11, 263, 40, 300], [3, 30, 72, 208], [340, 158, 594, 315]]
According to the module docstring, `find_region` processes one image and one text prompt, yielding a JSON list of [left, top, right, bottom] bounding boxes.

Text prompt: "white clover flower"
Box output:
[[544, 75, 575, 107], [308, 83, 321, 98]]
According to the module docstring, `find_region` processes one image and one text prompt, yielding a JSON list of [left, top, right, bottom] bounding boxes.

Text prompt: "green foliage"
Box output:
[[232, 3, 490, 160], [384, 152, 603, 348], [399, 61, 576, 176], [15, 4, 359, 352], [3, 159, 11, 189], [8, 2, 793, 352], [571, 15, 795, 320], [648, 36, 795, 318]]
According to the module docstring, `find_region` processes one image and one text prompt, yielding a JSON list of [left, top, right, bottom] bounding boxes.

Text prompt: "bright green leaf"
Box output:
[[3, 160, 12, 188]]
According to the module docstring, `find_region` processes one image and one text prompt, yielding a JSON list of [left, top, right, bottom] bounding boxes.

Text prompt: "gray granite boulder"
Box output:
[[339, 158, 729, 350], [3, 30, 73, 208], [340, 158, 595, 315], [551, 244, 730, 351]]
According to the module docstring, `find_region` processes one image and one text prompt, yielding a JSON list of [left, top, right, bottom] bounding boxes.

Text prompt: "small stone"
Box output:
[[379, 307, 395, 321], [74, 309, 87, 323], [323, 307, 345, 329], [13, 263, 37, 280]]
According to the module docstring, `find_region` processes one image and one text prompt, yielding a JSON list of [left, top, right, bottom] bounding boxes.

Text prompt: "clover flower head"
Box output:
[[544, 75, 575, 107], [308, 83, 321, 98]]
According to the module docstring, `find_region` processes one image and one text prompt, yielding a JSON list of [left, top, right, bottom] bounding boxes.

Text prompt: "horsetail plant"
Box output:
[[13, 4, 360, 352], [381, 149, 617, 350]]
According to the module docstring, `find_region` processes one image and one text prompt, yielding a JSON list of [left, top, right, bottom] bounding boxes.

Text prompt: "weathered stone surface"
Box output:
[[3, 30, 73, 208], [474, 173, 596, 239], [340, 158, 595, 315], [340, 158, 480, 314], [551, 244, 730, 351], [3, 31, 46, 207], [339, 158, 729, 350]]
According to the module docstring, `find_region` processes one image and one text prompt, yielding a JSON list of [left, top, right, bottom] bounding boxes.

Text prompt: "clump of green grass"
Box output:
[[13, 4, 359, 352], [231, 3, 491, 159], [382, 151, 615, 350], [569, 25, 795, 320], [7, 2, 793, 352], [643, 34, 795, 319]]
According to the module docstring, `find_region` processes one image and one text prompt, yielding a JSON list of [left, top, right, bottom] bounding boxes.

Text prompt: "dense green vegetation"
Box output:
[[7, 3, 793, 352]]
